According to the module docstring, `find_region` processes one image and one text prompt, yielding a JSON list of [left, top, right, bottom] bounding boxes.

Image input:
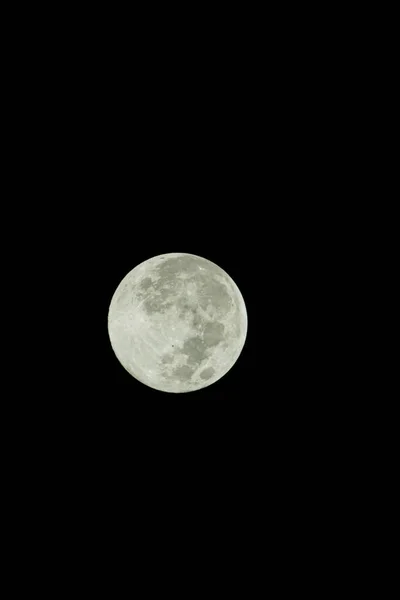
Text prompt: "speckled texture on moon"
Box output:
[[108, 253, 247, 393]]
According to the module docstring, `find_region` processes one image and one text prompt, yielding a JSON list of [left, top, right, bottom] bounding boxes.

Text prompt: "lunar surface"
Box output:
[[108, 253, 247, 393]]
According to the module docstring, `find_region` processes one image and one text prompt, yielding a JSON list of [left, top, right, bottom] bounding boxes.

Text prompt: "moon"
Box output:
[[108, 253, 247, 393]]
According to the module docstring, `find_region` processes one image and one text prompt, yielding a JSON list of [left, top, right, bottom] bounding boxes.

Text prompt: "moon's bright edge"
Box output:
[[108, 253, 247, 393]]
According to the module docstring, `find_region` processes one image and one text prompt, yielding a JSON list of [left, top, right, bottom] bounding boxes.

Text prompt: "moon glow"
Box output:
[[108, 253, 247, 393]]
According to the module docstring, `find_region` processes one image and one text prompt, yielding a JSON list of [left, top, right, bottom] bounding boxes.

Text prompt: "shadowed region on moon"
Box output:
[[108, 253, 247, 393], [200, 367, 215, 380], [140, 277, 153, 290], [172, 365, 194, 382]]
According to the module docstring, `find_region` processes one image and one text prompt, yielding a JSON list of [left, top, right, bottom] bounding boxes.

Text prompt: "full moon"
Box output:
[[108, 253, 247, 393]]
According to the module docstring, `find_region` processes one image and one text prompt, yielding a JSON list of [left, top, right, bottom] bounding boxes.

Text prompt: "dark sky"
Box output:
[[10, 11, 360, 580]]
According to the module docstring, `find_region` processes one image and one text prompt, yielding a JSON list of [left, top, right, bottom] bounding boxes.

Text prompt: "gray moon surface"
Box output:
[[108, 253, 247, 393]]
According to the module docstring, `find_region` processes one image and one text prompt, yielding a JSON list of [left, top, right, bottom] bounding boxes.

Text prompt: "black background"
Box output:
[[9, 10, 365, 582]]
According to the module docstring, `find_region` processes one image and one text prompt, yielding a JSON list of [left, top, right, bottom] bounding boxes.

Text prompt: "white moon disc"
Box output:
[[108, 253, 247, 393]]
